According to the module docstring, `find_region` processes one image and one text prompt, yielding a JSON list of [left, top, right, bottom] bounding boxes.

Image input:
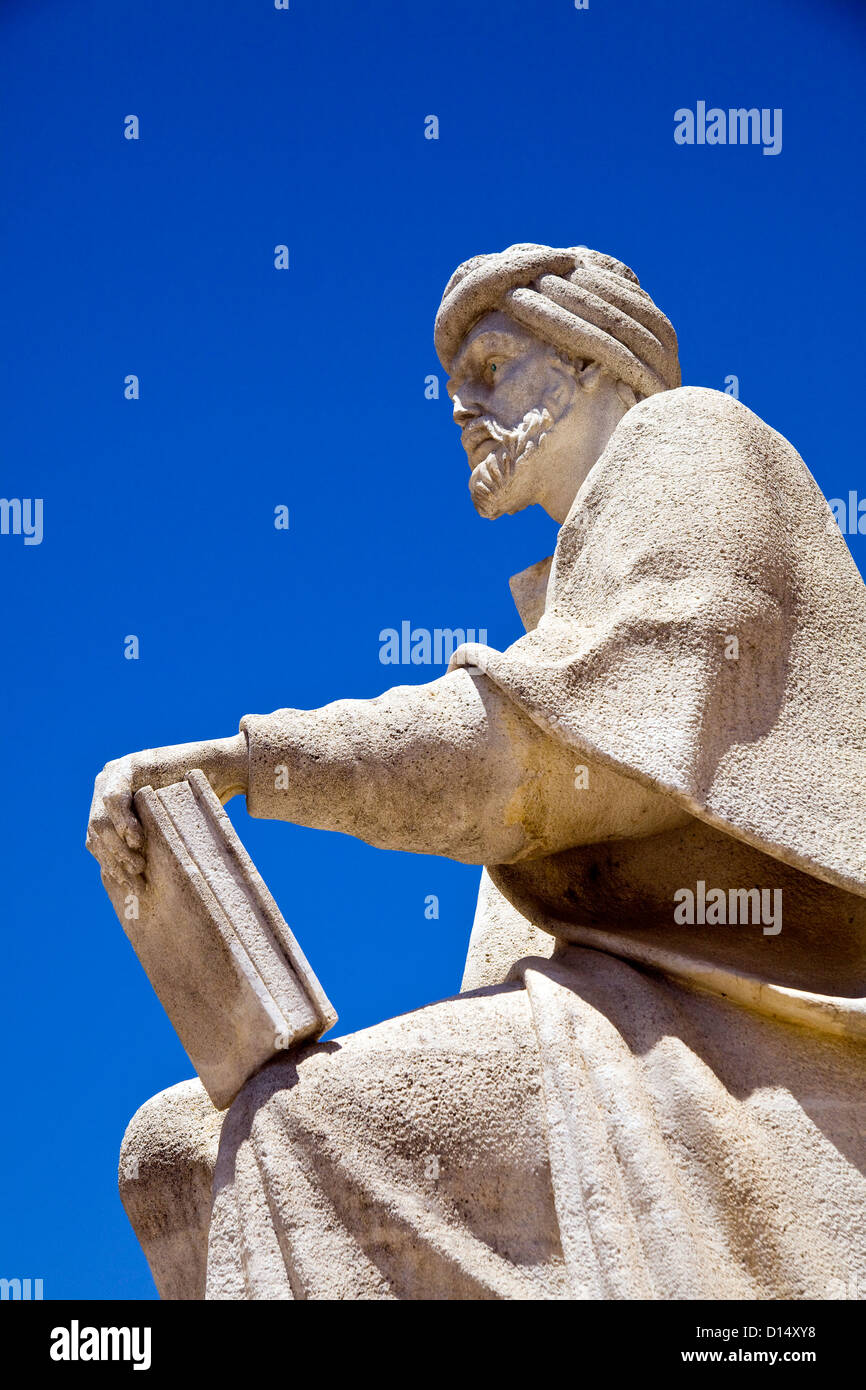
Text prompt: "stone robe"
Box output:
[[129, 387, 866, 1299], [205, 947, 866, 1299]]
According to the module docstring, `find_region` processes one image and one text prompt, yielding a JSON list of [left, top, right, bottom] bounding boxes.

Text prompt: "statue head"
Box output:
[[435, 244, 681, 523]]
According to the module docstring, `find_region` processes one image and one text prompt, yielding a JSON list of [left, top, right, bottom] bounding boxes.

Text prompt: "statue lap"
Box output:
[[120, 980, 566, 1300], [206, 981, 570, 1299]]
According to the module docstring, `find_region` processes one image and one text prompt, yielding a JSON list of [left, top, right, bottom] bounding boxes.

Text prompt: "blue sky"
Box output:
[[1, 0, 864, 1299]]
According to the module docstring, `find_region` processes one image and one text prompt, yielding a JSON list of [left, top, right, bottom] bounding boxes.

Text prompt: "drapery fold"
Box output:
[[450, 387, 866, 896], [207, 948, 866, 1300]]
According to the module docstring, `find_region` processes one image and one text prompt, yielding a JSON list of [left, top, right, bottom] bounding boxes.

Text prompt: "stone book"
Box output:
[[105, 769, 337, 1110]]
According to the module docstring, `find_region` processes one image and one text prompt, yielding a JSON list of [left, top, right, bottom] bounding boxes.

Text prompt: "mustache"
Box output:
[[463, 409, 550, 449], [462, 415, 520, 452]]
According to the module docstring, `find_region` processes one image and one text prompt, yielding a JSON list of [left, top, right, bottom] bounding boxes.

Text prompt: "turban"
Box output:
[[435, 243, 680, 399]]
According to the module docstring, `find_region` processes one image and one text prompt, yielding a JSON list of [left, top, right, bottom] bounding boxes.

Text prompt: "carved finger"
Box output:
[[111, 871, 147, 899], [97, 821, 146, 880], [105, 788, 144, 852], [101, 867, 146, 902], [100, 860, 123, 887], [125, 824, 144, 850]]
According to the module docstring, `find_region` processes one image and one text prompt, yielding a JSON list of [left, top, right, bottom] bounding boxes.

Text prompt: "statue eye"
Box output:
[[483, 357, 504, 383]]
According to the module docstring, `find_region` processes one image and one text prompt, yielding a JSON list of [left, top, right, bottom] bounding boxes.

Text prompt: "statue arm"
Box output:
[[87, 670, 687, 886], [240, 668, 688, 865]]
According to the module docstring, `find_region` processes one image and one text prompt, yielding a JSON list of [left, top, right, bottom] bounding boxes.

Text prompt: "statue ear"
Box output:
[[576, 361, 607, 393]]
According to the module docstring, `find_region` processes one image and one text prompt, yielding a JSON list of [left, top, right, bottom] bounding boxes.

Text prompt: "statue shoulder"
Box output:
[[627, 384, 754, 430], [610, 384, 788, 463]]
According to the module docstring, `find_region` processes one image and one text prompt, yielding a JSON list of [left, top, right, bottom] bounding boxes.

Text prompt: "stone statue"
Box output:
[[88, 243, 866, 1301]]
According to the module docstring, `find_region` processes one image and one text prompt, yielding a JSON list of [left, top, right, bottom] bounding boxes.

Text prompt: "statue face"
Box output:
[[447, 310, 582, 520]]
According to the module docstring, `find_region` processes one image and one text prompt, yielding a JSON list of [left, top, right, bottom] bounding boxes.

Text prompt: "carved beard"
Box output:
[[468, 406, 555, 519]]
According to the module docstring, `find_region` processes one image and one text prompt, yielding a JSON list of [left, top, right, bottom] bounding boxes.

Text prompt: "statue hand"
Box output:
[[86, 753, 148, 893], [86, 734, 249, 891]]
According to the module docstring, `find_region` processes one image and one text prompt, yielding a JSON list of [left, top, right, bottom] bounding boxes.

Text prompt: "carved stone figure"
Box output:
[[88, 244, 866, 1300]]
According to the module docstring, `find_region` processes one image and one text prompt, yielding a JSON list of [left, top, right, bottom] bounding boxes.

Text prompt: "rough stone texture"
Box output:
[[119, 1079, 224, 1301], [449, 384, 866, 899], [89, 242, 866, 1300], [435, 243, 681, 397], [207, 951, 866, 1299], [461, 868, 554, 991]]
